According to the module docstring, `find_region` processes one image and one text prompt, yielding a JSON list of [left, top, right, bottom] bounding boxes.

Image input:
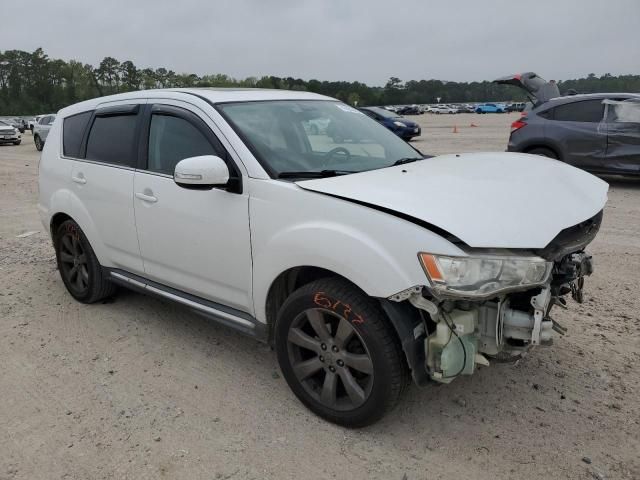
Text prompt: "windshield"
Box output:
[[217, 100, 422, 177], [367, 107, 400, 119]]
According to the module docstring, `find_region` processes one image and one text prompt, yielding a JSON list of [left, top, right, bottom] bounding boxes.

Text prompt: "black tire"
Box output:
[[34, 135, 43, 151], [54, 219, 116, 303], [275, 278, 408, 427], [527, 147, 558, 159], [13, 141, 21, 146]]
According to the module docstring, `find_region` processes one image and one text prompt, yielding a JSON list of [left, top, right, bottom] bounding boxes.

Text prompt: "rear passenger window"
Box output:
[[551, 100, 604, 123], [147, 114, 216, 175], [63, 111, 92, 158], [86, 114, 138, 166]]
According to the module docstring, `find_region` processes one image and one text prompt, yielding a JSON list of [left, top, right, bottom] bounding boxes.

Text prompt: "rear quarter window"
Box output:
[[550, 100, 605, 123], [63, 111, 93, 158]]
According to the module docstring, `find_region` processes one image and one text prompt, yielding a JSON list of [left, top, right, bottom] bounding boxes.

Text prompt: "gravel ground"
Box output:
[[1, 117, 639, 480]]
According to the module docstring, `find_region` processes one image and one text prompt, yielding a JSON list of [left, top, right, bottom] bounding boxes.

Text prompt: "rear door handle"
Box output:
[[71, 174, 86, 184], [135, 192, 158, 203]]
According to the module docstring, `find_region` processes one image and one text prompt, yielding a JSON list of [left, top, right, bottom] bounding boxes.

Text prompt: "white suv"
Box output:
[[38, 89, 607, 426]]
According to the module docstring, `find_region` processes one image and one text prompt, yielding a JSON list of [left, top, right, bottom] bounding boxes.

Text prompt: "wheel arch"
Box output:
[[48, 197, 110, 268], [522, 142, 562, 160], [265, 265, 360, 342], [50, 212, 74, 248], [265, 265, 428, 385]]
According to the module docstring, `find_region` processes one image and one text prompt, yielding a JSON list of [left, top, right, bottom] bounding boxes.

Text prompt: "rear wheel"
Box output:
[[275, 278, 408, 427], [54, 219, 116, 303], [34, 135, 43, 151], [527, 147, 557, 159]]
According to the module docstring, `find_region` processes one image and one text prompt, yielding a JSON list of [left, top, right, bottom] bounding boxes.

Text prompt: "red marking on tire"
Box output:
[[313, 292, 364, 325]]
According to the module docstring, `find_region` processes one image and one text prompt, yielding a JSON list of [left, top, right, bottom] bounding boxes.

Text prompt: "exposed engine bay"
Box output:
[[388, 211, 601, 384]]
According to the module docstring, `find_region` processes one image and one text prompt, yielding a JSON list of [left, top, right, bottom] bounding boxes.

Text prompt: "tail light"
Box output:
[[510, 119, 527, 133]]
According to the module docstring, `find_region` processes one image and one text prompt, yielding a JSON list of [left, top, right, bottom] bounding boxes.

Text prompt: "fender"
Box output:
[[65, 189, 112, 266], [248, 179, 465, 324]]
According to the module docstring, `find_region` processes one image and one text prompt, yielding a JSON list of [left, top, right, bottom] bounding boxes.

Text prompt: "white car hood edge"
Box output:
[[296, 153, 608, 249]]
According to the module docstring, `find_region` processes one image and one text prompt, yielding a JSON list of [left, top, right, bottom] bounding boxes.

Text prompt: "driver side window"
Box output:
[[148, 114, 216, 175]]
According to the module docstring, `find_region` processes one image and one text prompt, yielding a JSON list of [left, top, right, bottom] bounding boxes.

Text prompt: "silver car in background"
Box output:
[[33, 114, 56, 151], [0, 119, 22, 146]]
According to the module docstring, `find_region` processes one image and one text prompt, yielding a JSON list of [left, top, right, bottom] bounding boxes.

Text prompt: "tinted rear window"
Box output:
[[63, 111, 92, 157], [551, 100, 604, 123], [86, 114, 138, 166]]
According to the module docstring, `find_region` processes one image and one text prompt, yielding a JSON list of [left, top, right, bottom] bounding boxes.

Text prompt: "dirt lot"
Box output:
[[1, 115, 639, 480]]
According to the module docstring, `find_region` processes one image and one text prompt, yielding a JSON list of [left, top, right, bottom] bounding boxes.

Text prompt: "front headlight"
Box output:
[[418, 253, 552, 298], [393, 121, 407, 127]]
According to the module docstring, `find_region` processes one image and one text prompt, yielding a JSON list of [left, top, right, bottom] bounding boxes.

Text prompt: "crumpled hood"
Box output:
[[296, 152, 608, 249]]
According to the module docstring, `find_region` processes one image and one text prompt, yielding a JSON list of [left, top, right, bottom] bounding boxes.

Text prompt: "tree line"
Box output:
[[1, 48, 639, 115]]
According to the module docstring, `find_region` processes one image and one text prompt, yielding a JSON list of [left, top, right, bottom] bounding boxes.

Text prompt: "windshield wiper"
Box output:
[[277, 170, 355, 179], [391, 157, 423, 166]]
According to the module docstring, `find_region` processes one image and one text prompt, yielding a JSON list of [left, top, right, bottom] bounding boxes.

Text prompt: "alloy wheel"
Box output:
[[286, 308, 374, 411], [59, 232, 90, 294]]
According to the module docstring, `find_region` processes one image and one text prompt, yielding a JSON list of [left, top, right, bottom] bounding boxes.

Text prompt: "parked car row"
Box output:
[[384, 103, 517, 115], [0, 117, 27, 133]]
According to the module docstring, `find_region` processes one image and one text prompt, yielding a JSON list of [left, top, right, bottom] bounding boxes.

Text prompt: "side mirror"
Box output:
[[174, 155, 229, 188]]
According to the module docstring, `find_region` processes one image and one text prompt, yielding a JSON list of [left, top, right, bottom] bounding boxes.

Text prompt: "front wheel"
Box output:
[[34, 135, 43, 151], [13, 141, 21, 145], [275, 278, 408, 427]]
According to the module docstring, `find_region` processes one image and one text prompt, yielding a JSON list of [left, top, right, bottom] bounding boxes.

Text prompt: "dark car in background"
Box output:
[[507, 93, 640, 175], [506, 102, 526, 112], [396, 105, 422, 115], [359, 106, 421, 140], [455, 104, 475, 113], [496, 72, 640, 176]]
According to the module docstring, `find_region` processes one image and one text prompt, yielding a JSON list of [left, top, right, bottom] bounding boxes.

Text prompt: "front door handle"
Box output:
[[71, 174, 86, 184], [135, 192, 158, 203]]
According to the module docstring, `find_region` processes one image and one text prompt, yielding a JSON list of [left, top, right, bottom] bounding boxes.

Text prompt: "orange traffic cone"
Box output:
[[452, 125, 458, 133], [470, 123, 478, 127]]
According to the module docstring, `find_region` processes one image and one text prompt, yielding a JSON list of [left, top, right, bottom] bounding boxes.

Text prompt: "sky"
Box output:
[[2, 0, 639, 86]]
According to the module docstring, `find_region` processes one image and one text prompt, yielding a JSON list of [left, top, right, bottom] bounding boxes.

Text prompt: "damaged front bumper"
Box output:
[[384, 250, 594, 385]]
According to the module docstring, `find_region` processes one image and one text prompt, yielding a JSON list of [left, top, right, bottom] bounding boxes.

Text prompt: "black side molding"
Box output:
[[107, 268, 267, 342]]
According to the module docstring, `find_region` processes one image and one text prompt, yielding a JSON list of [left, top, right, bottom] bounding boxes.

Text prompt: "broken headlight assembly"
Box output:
[[418, 252, 552, 298]]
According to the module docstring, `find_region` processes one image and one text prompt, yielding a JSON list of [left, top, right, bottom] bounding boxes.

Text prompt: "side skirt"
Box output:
[[106, 268, 268, 342]]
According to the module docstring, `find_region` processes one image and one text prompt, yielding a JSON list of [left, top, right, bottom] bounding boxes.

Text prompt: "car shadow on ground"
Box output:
[[599, 174, 640, 189]]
